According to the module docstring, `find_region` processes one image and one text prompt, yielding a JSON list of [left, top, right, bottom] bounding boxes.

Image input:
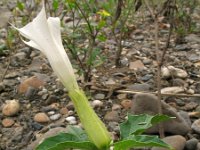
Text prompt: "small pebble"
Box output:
[[2, 100, 20, 116], [48, 111, 55, 115], [32, 122, 44, 130], [120, 99, 132, 109], [2, 118, 15, 127], [50, 114, 61, 121], [60, 107, 68, 115], [66, 116, 77, 124], [45, 95, 58, 105], [94, 93, 105, 100], [91, 100, 103, 108], [112, 104, 122, 111], [34, 113, 50, 123], [50, 103, 60, 110], [117, 94, 127, 100], [104, 111, 119, 122], [186, 89, 195, 95], [68, 110, 74, 116], [66, 101, 74, 110]]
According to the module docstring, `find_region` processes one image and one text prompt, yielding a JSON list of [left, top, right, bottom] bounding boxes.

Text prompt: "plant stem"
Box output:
[[144, 0, 165, 138]]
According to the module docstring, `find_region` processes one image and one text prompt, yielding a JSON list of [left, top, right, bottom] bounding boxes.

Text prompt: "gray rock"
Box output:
[[143, 58, 152, 65], [151, 135, 186, 150], [91, 100, 103, 108], [185, 34, 200, 43], [94, 93, 105, 100], [127, 83, 151, 91], [141, 74, 153, 81], [175, 99, 185, 106], [191, 119, 200, 134], [178, 111, 192, 127], [187, 53, 200, 62], [119, 57, 129, 66], [65, 116, 77, 125], [5, 72, 19, 79], [197, 143, 200, 150], [11, 52, 32, 67], [185, 138, 198, 150], [161, 66, 188, 79], [26, 127, 67, 150], [50, 114, 61, 121], [121, 41, 132, 47], [172, 78, 185, 86], [175, 44, 190, 51], [131, 93, 190, 135], [104, 111, 120, 122], [134, 35, 144, 40], [33, 73, 51, 82], [24, 86, 37, 99], [108, 122, 119, 132], [45, 95, 58, 105]]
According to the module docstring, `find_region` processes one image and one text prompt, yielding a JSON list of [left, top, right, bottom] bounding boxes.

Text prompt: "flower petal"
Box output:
[[22, 40, 43, 51], [15, 6, 52, 54], [47, 17, 63, 48]]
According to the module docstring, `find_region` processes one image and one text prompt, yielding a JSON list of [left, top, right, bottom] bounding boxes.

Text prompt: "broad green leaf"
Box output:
[[120, 114, 171, 139], [114, 135, 174, 150], [36, 126, 98, 150], [67, 125, 88, 141]]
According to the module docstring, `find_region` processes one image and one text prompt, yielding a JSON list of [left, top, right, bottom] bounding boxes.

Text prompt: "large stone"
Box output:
[[191, 119, 200, 134], [185, 138, 198, 150], [161, 86, 185, 94], [18, 76, 45, 94], [129, 60, 145, 70], [131, 93, 190, 135], [151, 135, 186, 150], [161, 66, 188, 79], [26, 127, 68, 150], [2, 100, 20, 116]]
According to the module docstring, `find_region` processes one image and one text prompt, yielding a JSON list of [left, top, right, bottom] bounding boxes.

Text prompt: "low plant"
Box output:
[[14, 3, 173, 150]]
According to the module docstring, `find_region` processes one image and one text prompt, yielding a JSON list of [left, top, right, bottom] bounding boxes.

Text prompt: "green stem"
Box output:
[[69, 89, 112, 150]]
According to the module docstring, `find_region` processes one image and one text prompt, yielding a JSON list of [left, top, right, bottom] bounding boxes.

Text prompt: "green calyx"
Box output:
[[68, 89, 112, 150]]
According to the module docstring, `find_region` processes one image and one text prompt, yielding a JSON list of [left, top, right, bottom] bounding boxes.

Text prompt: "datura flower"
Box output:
[[14, 5, 111, 150]]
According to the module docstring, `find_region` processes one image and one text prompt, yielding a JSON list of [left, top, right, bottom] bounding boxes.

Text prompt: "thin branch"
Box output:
[[74, 1, 94, 38], [144, 0, 164, 138], [91, 87, 200, 98]]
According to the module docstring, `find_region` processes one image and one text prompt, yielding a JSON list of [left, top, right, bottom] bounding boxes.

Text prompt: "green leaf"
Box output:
[[53, 0, 59, 11], [97, 34, 107, 42], [120, 114, 171, 139], [17, 1, 25, 11], [114, 135, 174, 150], [97, 20, 106, 30], [36, 126, 98, 150]]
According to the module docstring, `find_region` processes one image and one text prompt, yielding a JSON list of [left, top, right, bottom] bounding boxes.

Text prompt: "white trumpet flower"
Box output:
[[14, 6, 78, 92], [14, 5, 111, 150]]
